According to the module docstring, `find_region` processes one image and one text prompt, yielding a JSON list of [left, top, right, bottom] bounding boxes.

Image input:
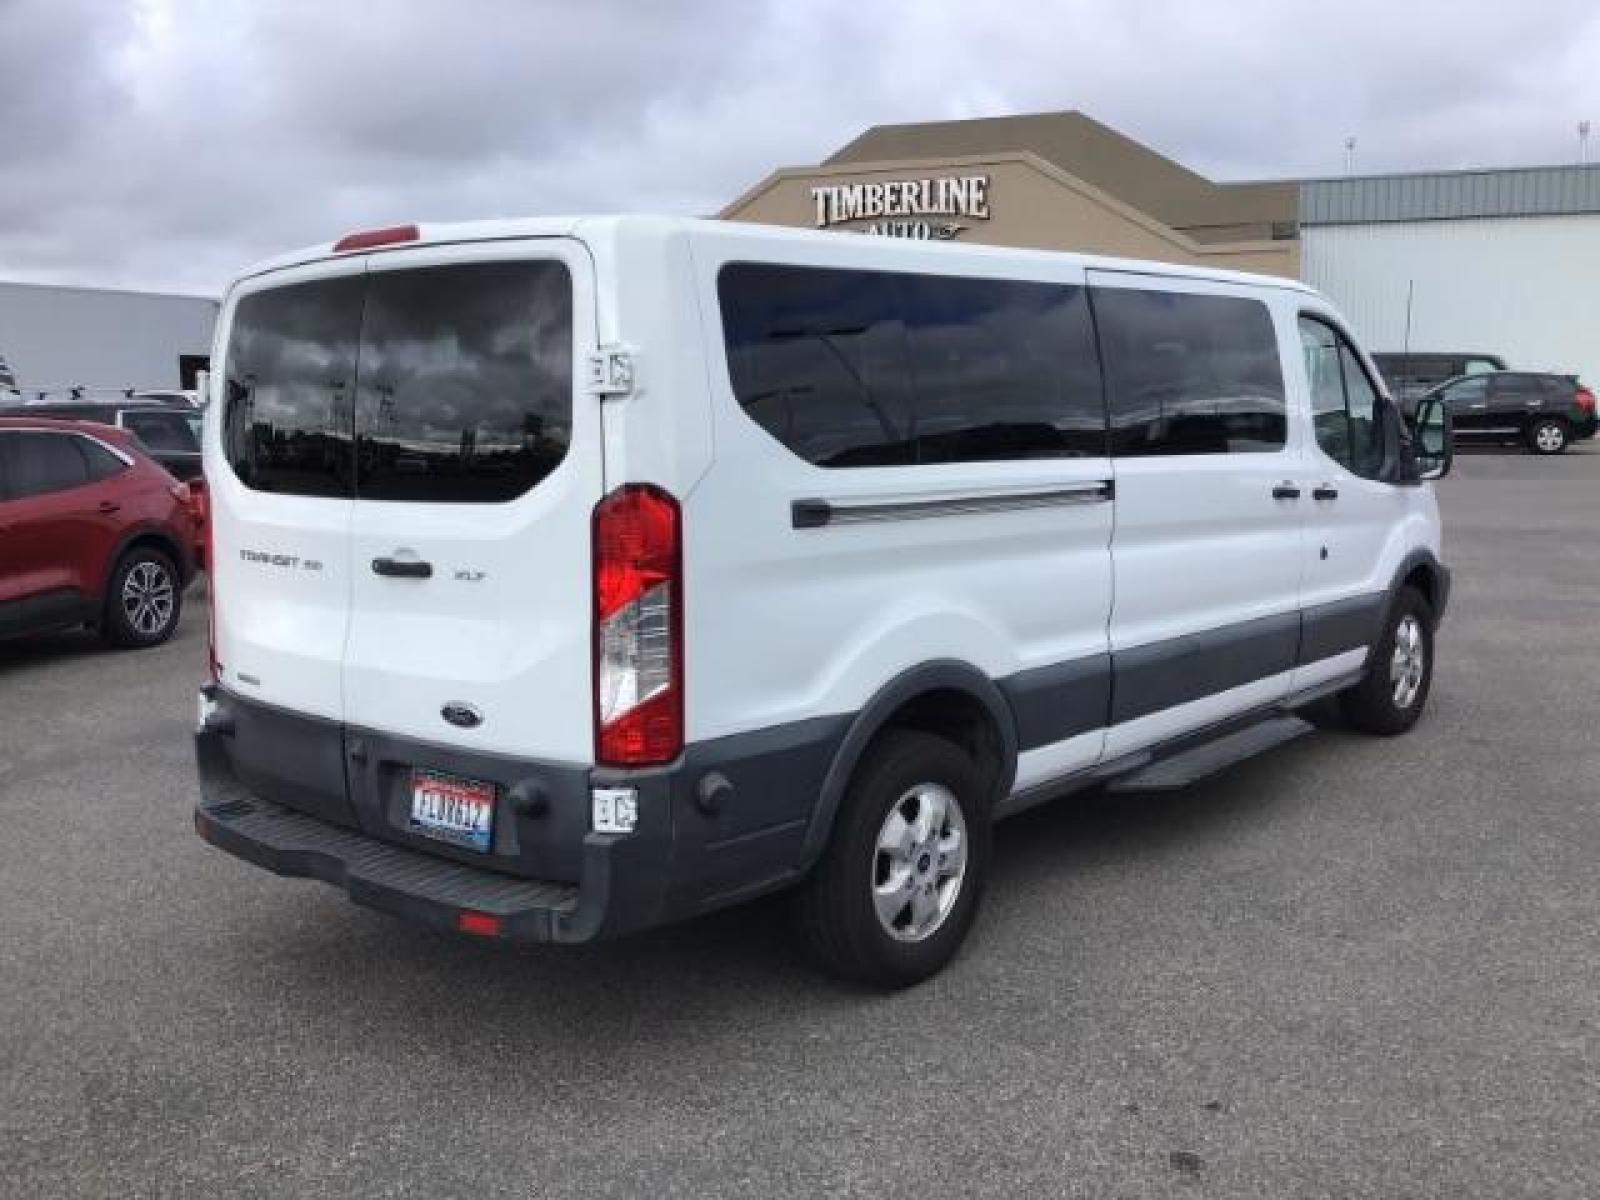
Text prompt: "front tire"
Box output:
[[794, 731, 992, 988], [103, 547, 182, 647], [1528, 418, 1569, 455], [1339, 586, 1434, 735]]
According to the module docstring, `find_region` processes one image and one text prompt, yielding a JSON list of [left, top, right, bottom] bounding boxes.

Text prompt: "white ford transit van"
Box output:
[[194, 217, 1453, 986]]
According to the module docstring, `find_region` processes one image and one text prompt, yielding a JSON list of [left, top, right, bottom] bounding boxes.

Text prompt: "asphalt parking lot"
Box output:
[[3, 447, 1597, 1199]]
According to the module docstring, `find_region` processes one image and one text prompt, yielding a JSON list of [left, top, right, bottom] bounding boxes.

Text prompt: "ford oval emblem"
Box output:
[[441, 702, 483, 729]]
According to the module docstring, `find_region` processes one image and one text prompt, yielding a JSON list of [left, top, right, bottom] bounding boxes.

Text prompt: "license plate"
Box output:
[[408, 770, 495, 853]]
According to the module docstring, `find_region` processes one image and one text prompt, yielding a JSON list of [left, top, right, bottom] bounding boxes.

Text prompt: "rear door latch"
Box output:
[[586, 345, 636, 397]]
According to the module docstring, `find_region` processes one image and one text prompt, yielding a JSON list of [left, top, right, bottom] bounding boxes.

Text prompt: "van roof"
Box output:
[[236, 215, 1319, 296]]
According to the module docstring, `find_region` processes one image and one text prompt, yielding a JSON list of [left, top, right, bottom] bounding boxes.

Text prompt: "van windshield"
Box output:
[[222, 260, 573, 503]]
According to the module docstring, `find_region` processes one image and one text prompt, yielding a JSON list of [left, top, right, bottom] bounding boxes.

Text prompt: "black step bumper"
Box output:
[[195, 790, 586, 941], [193, 726, 651, 943]]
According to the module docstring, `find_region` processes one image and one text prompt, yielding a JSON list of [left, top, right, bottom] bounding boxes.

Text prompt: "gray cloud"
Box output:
[[1, 0, 1596, 294]]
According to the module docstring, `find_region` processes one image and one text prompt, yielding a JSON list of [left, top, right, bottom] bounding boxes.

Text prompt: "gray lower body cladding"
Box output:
[[192, 570, 1435, 943], [194, 687, 850, 942]]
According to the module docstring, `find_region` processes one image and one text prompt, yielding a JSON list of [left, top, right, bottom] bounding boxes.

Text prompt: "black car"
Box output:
[[0, 401, 202, 480], [1371, 352, 1507, 404], [1421, 371, 1597, 455]]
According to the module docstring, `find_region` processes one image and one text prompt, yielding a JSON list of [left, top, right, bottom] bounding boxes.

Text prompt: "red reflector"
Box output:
[[456, 911, 503, 937], [332, 223, 420, 253]]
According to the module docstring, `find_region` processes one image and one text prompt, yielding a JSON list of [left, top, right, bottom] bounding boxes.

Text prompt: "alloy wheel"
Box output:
[[872, 782, 968, 942], [121, 560, 176, 637], [1390, 613, 1426, 710]]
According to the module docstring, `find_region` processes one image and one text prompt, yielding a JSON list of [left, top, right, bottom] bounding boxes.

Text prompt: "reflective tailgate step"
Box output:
[[1107, 715, 1313, 792]]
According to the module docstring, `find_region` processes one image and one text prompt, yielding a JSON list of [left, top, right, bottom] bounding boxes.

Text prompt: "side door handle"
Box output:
[[1312, 484, 1339, 501], [97, 501, 121, 515], [1271, 482, 1301, 500], [371, 557, 432, 579]]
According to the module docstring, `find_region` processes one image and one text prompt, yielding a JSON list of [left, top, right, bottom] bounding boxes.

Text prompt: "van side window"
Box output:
[[1298, 316, 1384, 479], [718, 264, 1105, 467], [1092, 288, 1286, 456]]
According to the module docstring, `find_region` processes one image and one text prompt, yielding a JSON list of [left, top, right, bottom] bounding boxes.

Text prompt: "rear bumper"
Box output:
[[193, 688, 848, 943]]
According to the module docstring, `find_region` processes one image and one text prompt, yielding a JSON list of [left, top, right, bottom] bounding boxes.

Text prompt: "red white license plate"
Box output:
[[408, 770, 494, 853]]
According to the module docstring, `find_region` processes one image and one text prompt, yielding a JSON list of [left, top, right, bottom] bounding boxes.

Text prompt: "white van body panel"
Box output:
[[681, 225, 1114, 758]]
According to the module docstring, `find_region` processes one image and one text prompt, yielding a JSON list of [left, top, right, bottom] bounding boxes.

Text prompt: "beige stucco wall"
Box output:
[[722, 153, 1300, 279]]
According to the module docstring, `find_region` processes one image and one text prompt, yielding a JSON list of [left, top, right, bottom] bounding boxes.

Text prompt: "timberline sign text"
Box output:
[[810, 175, 991, 240]]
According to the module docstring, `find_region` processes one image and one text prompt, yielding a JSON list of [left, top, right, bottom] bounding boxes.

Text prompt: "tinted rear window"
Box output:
[[123, 410, 200, 455], [223, 275, 364, 498], [1093, 288, 1286, 455], [354, 262, 572, 503], [222, 260, 572, 502], [719, 263, 1106, 467]]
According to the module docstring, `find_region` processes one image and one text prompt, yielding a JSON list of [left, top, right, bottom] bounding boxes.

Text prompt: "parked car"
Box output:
[[1371, 352, 1507, 405], [0, 416, 200, 646], [0, 399, 203, 481], [1421, 371, 1596, 454], [193, 217, 1454, 987]]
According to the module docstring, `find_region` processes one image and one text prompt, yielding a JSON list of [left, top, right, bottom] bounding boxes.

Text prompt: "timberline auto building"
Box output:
[[723, 111, 1600, 386]]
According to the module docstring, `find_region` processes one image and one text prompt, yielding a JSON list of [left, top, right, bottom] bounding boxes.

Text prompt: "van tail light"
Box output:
[[593, 485, 682, 767]]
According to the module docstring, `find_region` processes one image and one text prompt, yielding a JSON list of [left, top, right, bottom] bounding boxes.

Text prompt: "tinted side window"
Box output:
[[77, 436, 129, 482], [1491, 374, 1542, 401], [1095, 288, 1286, 455], [124, 410, 200, 455], [354, 261, 573, 503], [718, 264, 1106, 468], [4, 431, 90, 498], [900, 275, 1105, 462], [223, 276, 364, 498]]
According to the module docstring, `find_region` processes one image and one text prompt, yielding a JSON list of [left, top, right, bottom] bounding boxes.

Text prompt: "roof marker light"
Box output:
[[332, 224, 420, 253]]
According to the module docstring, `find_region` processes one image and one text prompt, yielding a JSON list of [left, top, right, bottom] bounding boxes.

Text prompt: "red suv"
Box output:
[[0, 417, 200, 647]]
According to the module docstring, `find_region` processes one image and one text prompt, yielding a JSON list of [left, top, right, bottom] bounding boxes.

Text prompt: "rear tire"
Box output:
[[794, 730, 991, 988], [1527, 418, 1568, 455], [103, 547, 182, 648], [1339, 586, 1434, 735]]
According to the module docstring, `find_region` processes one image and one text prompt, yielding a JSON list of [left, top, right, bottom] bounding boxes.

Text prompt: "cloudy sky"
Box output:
[[2, 0, 1597, 295]]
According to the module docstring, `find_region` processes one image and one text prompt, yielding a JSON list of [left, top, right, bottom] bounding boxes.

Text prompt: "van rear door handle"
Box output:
[[1271, 483, 1301, 500], [1312, 484, 1339, 501], [371, 557, 432, 579]]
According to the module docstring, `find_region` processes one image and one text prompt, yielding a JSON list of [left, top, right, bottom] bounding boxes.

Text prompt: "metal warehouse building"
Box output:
[[727, 112, 1600, 386], [1299, 166, 1600, 387], [0, 281, 217, 397]]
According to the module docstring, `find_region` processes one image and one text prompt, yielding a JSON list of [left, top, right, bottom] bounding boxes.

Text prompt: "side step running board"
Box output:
[[1107, 715, 1313, 793]]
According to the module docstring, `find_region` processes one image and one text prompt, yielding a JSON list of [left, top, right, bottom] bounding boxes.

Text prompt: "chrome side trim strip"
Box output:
[[791, 480, 1113, 528]]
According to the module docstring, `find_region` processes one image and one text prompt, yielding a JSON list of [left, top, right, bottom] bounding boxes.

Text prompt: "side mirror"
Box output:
[[1411, 394, 1453, 480]]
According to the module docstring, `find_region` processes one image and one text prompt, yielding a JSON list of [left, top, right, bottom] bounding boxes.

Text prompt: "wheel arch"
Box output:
[[103, 524, 193, 600], [1389, 547, 1449, 627], [799, 661, 1018, 869]]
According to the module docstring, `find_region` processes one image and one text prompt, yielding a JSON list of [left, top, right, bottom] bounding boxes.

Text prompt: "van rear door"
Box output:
[[212, 258, 365, 723], [341, 239, 601, 769]]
